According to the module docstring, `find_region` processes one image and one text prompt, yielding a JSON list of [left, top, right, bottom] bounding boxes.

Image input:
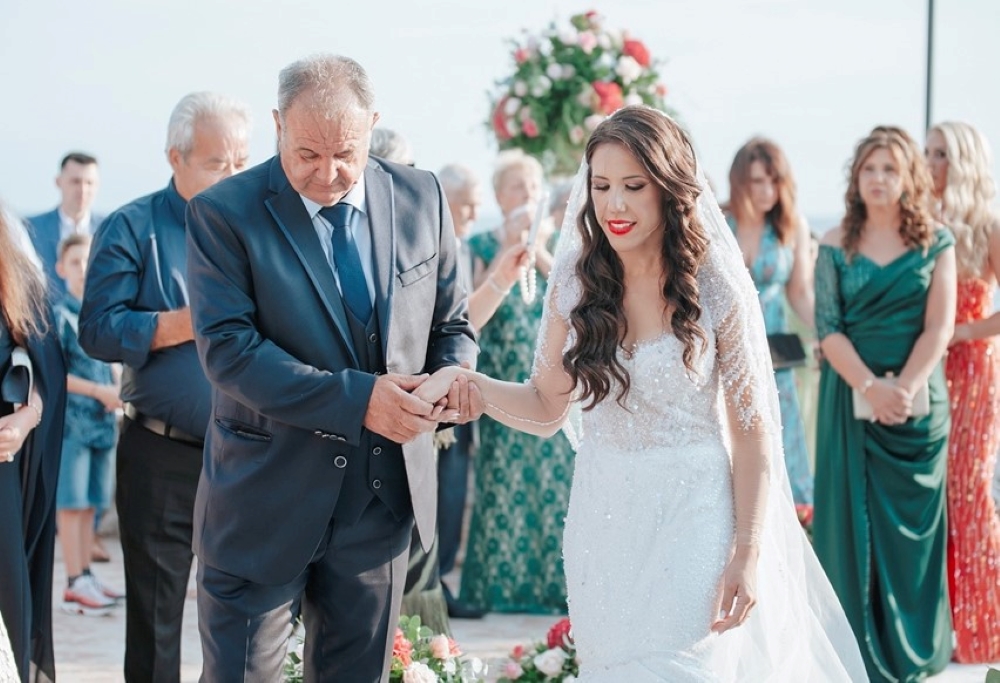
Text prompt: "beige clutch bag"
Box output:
[[852, 373, 929, 421]]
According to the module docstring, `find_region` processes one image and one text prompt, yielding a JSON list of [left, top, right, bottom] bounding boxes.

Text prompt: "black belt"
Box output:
[[124, 404, 204, 447]]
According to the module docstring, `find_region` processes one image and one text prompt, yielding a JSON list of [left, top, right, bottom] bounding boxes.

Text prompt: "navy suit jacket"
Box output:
[[186, 156, 477, 584], [26, 208, 105, 298]]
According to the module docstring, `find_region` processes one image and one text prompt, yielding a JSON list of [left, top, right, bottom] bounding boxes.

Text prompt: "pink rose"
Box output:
[[503, 661, 524, 678], [429, 634, 452, 660], [522, 119, 540, 138], [514, 47, 531, 64], [578, 30, 598, 54], [655, 82, 669, 97]]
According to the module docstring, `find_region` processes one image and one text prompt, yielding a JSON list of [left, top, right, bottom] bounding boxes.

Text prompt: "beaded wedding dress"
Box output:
[[527, 151, 868, 681]]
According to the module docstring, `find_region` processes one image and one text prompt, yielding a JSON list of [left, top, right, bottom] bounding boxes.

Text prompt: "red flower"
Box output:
[[392, 629, 413, 668], [623, 38, 651, 67], [492, 97, 513, 141], [591, 81, 624, 115], [522, 118, 539, 138], [655, 82, 669, 98], [511, 644, 525, 660], [514, 47, 531, 65], [547, 618, 574, 650], [795, 504, 814, 528]]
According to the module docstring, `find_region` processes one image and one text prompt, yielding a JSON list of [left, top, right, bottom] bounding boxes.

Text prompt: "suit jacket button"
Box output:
[[372, 446, 382, 455], [372, 479, 382, 489], [334, 455, 347, 468], [368, 333, 377, 343]]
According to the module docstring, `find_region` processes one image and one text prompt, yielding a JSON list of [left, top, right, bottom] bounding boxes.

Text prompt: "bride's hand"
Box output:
[[711, 548, 759, 633], [412, 366, 465, 406]]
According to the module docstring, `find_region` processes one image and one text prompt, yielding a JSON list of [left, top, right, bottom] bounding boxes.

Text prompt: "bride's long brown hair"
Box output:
[[564, 106, 709, 409]]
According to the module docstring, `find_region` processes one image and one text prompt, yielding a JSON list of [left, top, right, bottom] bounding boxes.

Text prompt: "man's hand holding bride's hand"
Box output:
[[414, 364, 484, 425], [363, 373, 440, 444], [711, 546, 759, 634]]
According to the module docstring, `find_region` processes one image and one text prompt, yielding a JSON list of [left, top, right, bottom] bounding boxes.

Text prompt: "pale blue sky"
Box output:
[[2, 0, 997, 229]]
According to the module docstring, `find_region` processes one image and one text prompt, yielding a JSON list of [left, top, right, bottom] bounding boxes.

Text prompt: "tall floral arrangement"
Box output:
[[488, 11, 673, 176]]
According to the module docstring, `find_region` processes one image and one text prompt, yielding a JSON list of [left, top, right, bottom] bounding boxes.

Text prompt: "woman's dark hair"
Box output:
[[728, 137, 800, 245], [565, 105, 709, 409]]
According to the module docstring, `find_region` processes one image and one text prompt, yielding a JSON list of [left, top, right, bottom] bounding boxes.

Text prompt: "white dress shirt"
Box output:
[[58, 208, 93, 241], [300, 177, 376, 305]]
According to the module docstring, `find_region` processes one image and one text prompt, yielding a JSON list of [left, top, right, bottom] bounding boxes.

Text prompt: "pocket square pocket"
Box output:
[[397, 254, 437, 287], [2, 347, 33, 405]]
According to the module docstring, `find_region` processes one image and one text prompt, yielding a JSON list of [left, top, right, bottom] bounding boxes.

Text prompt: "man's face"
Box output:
[[274, 98, 378, 206], [169, 116, 250, 201], [56, 161, 99, 216], [446, 183, 482, 238]]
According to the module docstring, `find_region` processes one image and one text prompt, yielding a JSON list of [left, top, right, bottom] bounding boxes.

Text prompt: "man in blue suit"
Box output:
[[187, 54, 480, 682], [27, 152, 104, 298]]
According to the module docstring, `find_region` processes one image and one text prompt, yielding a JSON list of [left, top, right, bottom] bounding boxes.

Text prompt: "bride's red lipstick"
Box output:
[[607, 220, 635, 236]]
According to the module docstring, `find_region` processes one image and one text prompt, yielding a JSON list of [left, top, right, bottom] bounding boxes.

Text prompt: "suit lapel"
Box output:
[[264, 159, 359, 367], [364, 162, 395, 360]]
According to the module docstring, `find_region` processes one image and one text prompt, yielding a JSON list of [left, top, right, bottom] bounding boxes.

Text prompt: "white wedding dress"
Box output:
[[522, 160, 869, 681]]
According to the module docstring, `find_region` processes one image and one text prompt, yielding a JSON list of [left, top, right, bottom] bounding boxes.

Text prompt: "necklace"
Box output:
[[621, 340, 639, 360], [519, 249, 537, 304]]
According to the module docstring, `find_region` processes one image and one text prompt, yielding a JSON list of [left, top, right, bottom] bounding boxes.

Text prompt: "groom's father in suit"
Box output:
[[186, 54, 479, 682], [27, 152, 104, 299], [79, 92, 251, 683]]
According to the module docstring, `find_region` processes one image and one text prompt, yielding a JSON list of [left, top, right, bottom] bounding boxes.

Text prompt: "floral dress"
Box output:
[[730, 219, 813, 503], [461, 231, 574, 613]]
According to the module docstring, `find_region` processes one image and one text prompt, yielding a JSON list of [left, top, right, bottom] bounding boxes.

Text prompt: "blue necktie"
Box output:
[[319, 203, 372, 322]]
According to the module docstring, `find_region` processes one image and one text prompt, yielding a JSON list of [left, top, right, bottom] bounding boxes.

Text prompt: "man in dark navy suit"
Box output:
[[27, 152, 105, 299], [186, 54, 480, 682]]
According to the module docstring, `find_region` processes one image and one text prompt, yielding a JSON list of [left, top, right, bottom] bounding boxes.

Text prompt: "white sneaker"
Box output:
[[62, 575, 115, 616]]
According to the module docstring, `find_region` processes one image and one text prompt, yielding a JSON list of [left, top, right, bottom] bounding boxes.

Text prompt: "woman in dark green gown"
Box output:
[[813, 127, 955, 682]]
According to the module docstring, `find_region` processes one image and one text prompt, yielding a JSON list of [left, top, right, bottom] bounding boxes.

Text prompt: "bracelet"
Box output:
[[858, 376, 876, 395], [22, 400, 42, 427], [486, 274, 511, 296]]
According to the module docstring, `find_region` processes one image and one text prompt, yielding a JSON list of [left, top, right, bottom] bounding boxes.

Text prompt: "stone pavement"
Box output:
[[51, 538, 997, 682]]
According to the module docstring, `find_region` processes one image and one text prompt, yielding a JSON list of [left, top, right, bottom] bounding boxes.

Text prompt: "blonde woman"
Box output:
[[926, 121, 1000, 663], [462, 150, 574, 613]]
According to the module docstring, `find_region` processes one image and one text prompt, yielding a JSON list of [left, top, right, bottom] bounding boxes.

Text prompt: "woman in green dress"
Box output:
[[814, 126, 956, 682], [462, 150, 574, 614]]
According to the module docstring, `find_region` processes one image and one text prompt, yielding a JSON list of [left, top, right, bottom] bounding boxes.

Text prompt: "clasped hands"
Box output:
[[362, 365, 480, 444], [865, 375, 916, 425]]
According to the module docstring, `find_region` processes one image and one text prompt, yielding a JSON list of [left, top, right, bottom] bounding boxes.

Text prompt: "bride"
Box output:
[[418, 106, 867, 681]]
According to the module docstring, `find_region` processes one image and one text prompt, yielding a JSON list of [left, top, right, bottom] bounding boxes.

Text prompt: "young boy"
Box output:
[[54, 234, 124, 615]]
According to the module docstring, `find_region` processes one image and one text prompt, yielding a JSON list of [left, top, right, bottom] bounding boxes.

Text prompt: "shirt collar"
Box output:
[[300, 173, 367, 220], [58, 208, 91, 233], [165, 178, 188, 225]]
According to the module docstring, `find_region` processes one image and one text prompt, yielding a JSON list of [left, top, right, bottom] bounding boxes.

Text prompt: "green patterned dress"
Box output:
[[461, 231, 574, 614]]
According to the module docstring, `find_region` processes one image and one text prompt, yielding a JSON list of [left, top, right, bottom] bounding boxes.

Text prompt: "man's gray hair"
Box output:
[[166, 92, 252, 156], [277, 54, 375, 118], [438, 164, 479, 196], [370, 128, 413, 165]]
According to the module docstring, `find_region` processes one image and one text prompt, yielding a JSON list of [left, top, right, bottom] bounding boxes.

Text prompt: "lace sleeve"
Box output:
[[700, 244, 776, 434], [530, 246, 579, 379], [814, 245, 843, 341]]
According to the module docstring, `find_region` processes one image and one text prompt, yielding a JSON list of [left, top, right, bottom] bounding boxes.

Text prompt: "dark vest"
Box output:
[[333, 306, 411, 525]]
